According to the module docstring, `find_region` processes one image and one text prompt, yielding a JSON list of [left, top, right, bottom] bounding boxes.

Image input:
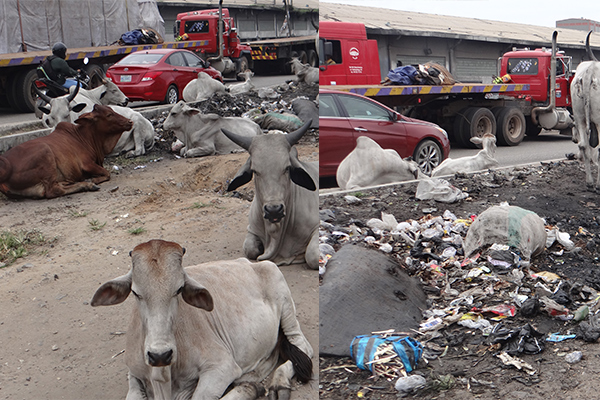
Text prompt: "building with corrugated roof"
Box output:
[[320, 3, 600, 83], [557, 18, 600, 33]]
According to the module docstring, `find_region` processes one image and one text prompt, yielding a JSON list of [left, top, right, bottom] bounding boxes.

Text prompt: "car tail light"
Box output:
[[105, 71, 113, 82], [142, 71, 163, 81]]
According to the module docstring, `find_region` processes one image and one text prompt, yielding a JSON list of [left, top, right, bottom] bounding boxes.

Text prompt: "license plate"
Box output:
[[120, 75, 132, 83]]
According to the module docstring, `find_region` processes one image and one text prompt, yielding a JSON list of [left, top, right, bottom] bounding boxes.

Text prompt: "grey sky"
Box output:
[[319, 0, 600, 28]]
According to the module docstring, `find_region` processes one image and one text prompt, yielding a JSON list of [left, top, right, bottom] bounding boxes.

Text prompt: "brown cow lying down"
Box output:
[[0, 104, 132, 199]]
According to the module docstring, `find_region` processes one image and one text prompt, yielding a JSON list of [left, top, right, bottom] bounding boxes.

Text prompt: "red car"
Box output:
[[320, 89, 450, 179], [105, 48, 223, 104]]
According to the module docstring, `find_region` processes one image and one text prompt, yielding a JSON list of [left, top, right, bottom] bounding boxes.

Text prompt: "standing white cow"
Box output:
[[182, 71, 228, 102], [91, 239, 313, 400], [163, 101, 262, 157], [431, 133, 499, 177], [222, 121, 319, 270], [571, 32, 600, 189], [336, 136, 422, 190]]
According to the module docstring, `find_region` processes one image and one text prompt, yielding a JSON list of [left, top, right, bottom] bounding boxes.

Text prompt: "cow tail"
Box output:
[[279, 328, 312, 383], [0, 156, 12, 183], [587, 76, 600, 148]]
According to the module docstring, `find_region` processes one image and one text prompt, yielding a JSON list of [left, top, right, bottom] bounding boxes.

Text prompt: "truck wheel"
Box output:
[[413, 139, 443, 176], [164, 85, 179, 104], [458, 107, 496, 148], [84, 64, 105, 88], [526, 116, 542, 137], [307, 49, 318, 67], [297, 50, 308, 64], [236, 56, 249, 80], [12, 68, 39, 113], [496, 107, 525, 146]]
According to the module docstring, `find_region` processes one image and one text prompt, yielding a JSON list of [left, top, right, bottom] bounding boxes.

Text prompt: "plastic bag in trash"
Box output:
[[415, 178, 468, 203], [350, 335, 423, 374], [463, 205, 547, 261], [489, 323, 545, 355]]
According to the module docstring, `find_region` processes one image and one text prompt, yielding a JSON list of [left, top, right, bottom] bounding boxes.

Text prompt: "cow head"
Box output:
[[75, 104, 134, 154], [222, 120, 315, 224], [91, 240, 213, 368], [34, 82, 87, 128], [99, 80, 129, 106], [163, 101, 195, 132]]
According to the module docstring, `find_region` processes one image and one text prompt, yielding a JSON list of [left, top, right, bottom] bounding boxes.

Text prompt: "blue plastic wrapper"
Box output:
[[350, 335, 423, 373], [546, 332, 576, 342]]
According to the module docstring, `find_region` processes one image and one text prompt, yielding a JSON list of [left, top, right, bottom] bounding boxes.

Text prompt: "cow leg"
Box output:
[[125, 373, 147, 400], [80, 162, 111, 184], [220, 383, 264, 400], [183, 144, 217, 158], [243, 232, 264, 260], [46, 181, 100, 199], [305, 228, 319, 270], [191, 360, 243, 400]]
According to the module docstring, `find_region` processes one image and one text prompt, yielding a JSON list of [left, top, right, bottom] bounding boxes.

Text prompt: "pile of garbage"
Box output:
[[319, 201, 600, 394]]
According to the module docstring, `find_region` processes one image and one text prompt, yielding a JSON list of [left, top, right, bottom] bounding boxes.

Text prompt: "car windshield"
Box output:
[[117, 53, 164, 65]]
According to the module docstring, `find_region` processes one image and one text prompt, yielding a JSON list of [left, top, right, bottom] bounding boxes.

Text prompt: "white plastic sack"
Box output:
[[463, 205, 547, 260], [415, 178, 468, 203]]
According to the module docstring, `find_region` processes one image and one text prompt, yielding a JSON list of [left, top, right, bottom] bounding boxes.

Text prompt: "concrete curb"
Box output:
[[0, 104, 174, 153]]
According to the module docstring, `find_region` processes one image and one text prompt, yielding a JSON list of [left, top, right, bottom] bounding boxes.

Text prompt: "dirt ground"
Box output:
[[319, 160, 600, 400], [0, 133, 319, 398]]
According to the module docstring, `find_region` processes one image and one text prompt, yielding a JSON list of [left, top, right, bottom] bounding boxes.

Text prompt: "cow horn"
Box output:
[[221, 128, 253, 150], [33, 84, 52, 104], [67, 80, 81, 103], [285, 120, 312, 146], [586, 31, 598, 62]]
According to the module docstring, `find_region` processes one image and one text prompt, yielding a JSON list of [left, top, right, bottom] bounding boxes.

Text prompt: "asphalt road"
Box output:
[[0, 74, 296, 127]]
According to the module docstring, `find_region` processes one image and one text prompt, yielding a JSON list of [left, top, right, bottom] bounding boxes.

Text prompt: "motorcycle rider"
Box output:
[[38, 42, 81, 89]]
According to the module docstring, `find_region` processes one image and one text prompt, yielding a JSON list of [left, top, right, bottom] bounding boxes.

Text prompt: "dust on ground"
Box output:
[[0, 84, 319, 400], [319, 160, 600, 400]]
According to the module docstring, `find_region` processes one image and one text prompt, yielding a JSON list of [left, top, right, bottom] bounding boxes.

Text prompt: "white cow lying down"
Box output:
[[92, 239, 313, 400], [163, 101, 262, 157], [107, 106, 155, 158], [431, 133, 499, 177], [336, 136, 422, 190], [183, 71, 227, 102]]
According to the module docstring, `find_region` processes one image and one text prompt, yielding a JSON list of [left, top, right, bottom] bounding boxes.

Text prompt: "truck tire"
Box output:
[[526, 116, 542, 137], [413, 139, 443, 176], [458, 107, 496, 148], [307, 49, 318, 67], [297, 50, 308, 64], [84, 64, 105, 88], [12, 68, 39, 113], [236, 56, 249, 80], [495, 107, 525, 146]]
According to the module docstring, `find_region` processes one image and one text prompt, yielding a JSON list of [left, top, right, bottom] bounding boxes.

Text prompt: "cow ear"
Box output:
[[289, 149, 316, 191], [75, 112, 93, 124], [182, 274, 213, 311], [72, 103, 87, 113], [227, 157, 253, 191], [184, 108, 200, 116], [39, 105, 51, 115], [91, 271, 132, 307]]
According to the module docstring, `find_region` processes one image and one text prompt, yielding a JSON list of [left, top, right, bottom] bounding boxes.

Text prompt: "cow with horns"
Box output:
[[222, 121, 319, 270]]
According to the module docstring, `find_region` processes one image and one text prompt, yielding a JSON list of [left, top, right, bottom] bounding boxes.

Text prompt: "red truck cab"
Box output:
[[319, 21, 381, 85], [175, 9, 250, 59], [499, 47, 573, 107]]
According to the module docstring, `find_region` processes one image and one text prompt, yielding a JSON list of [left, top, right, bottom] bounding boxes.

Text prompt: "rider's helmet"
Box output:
[[52, 42, 67, 59]]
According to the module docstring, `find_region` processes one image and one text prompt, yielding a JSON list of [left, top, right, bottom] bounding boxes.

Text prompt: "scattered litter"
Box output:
[[395, 374, 426, 394], [497, 351, 536, 375], [351, 335, 423, 381], [564, 351, 583, 364], [134, 165, 146, 170], [546, 333, 576, 342]]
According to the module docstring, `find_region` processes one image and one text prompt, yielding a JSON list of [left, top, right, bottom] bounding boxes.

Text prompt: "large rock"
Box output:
[[319, 245, 427, 356]]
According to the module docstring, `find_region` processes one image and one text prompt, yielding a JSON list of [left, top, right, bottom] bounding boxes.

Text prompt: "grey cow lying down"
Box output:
[[164, 101, 262, 157], [92, 239, 313, 400]]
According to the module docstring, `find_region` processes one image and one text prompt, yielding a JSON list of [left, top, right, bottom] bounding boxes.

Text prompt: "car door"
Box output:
[[319, 92, 356, 177], [166, 51, 196, 93], [336, 93, 408, 156]]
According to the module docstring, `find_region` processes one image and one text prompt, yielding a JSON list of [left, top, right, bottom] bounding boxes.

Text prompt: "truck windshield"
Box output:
[[185, 20, 210, 34], [117, 53, 164, 65], [507, 58, 539, 75]]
